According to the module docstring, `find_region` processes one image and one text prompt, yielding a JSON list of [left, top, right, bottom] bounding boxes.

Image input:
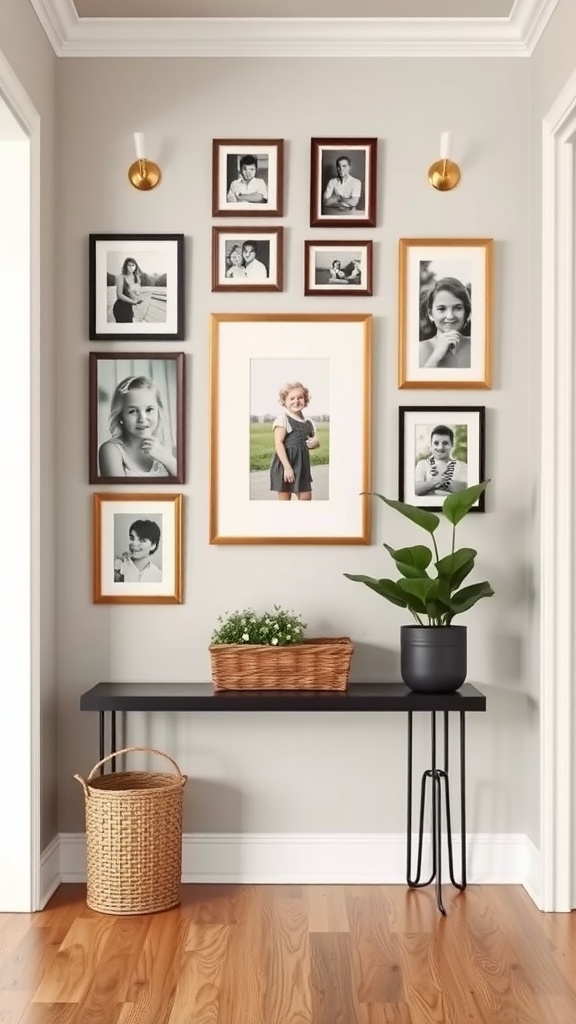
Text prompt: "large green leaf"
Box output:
[[442, 481, 489, 526], [436, 548, 477, 591], [368, 493, 440, 535], [397, 577, 437, 614], [383, 544, 432, 579], [449, 581, 495, 614], [343, 574, 408, 608]]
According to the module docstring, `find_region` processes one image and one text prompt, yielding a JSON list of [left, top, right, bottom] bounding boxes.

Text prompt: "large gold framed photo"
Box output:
[[209, 313, 372, 545], [93, 493, 183, 604], [398, 238, 493, 389]]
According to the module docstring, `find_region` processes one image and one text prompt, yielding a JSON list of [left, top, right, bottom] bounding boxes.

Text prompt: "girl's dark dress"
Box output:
[[112, 277, 135, 323], [270, 414, 315, 494]]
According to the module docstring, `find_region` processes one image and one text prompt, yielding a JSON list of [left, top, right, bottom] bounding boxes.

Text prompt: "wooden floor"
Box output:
[[0, 883, 575, 1023]]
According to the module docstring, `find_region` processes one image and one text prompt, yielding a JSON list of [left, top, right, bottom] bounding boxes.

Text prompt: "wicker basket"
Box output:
[[209, 636, 353, 691], [74, 746, 187, 916]]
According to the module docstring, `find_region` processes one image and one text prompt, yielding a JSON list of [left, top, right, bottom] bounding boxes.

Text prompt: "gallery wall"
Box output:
[[52, 53, 540, 846]]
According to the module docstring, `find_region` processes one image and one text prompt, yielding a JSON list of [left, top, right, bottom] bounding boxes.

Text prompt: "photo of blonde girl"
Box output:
[[90, 354, 185, 484]]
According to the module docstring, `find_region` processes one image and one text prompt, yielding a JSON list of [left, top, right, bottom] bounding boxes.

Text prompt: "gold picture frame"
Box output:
[[93, 493, 183, 604], [209, 313, 372, 545], [398, 238, 493, 389]]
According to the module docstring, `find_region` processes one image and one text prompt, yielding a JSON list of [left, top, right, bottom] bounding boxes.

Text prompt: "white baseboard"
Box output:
[[39, 834, 62, 909], [44, 831, 540, 903]]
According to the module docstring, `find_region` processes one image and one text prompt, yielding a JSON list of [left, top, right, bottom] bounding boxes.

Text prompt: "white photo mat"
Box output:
[[210, 315, 372, 543]]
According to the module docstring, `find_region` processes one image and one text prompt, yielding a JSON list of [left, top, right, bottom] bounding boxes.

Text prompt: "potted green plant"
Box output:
[[344, 482, 493, 692], [209, 606, 353, 692]]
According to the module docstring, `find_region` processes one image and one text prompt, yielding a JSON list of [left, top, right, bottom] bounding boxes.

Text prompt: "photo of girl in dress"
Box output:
[[249, 358, 330, 501], [106, 251, 168, 325]]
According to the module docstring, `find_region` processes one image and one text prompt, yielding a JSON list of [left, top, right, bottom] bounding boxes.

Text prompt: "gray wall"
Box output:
[[55, 55, 536, 839], [0, 0, 58, 848]]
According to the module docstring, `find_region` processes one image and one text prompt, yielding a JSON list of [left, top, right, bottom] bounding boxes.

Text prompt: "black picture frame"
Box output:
[[89, 234, 184, 341], [89, 352, 186, 484], [399, 405, 486, 511]]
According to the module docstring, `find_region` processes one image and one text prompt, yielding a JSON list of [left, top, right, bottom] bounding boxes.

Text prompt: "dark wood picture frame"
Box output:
[[398, 405, 486, 511], [212, 139, 284, 217], [304, 240, 373, 296], [89, 234, 184, 341], [310, 138, 377, 228], [212, 227, 283, 292], [89, 352, 186, 484]]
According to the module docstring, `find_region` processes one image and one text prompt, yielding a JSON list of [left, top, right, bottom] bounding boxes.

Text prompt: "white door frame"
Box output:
[[0, 49, 41, 912], [540, 68, 576, 911]]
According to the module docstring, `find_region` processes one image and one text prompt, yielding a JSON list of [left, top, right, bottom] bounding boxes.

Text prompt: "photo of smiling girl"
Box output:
[[90, 354, 184, 484], [419, 274, 472, 370], [98, 375, 176, 478]]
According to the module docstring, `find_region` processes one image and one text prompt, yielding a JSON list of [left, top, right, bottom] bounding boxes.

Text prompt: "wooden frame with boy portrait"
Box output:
[[93, 493, 183, 604], [398, 238, 493, 389], [399, 406, 486, 511], [89, 234, 184, 341], [89, 352, 186, 484], [209, 313, 372, 545], [304, 240, 373, 296], [310, 138, 377, 228], [212, 227, 283, 292], [212, 139, 284, 217]]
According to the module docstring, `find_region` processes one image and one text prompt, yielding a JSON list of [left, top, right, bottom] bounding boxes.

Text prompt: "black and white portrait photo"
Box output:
[[212, 227, 282, 292], [89, 234, 184, 341], [113, 512, 163, 584], [399, 406, 485, 511], [417, 260, 473, 370], [398, 238, 493, 388], [311, 138, 377, 228], [93, 493, 183, 603], [212, 139, 284, 217], [304, 241, 372, 296], [89, 353, 185, 484]]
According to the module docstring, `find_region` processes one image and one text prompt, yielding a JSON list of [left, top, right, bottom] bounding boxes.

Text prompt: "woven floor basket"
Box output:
[[209, 636, 353, 691], [74, 746, 187, 916]]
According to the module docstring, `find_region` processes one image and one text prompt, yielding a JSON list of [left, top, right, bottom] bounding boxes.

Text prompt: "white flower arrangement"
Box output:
[[210, 606, 307, 647]]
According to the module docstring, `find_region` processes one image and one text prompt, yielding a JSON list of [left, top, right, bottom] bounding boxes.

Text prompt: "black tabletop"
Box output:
[[80, 682, 486, 713]]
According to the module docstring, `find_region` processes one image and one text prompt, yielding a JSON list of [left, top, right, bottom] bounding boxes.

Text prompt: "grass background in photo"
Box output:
[[250, 422, 330, 472]]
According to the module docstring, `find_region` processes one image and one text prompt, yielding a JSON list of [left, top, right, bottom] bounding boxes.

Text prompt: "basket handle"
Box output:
[[84, 746, 186, 784]]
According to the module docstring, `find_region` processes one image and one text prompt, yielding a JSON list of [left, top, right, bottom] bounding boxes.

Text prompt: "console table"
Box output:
[[80, 681, 486, 915]]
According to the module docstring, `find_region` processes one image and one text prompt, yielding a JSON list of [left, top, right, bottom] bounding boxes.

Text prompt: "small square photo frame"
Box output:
[[93, 493, 183, 604], [310, 138, 377, 228], [212, 139, 284, 217], [212, 227, 283, 292], [399, 406, 486, 511], [89, 234, 184, 341], [89, 352, 186, 484], [304, 240, 372, 296], [398, 237, 493, 389]]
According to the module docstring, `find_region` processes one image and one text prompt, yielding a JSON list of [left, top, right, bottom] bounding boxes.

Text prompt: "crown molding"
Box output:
[[28, 0, 559, 58]]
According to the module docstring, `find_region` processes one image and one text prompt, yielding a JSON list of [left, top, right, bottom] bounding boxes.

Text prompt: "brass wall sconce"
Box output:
[[128, 132, 161, 191], [428, 131, 461, 192]]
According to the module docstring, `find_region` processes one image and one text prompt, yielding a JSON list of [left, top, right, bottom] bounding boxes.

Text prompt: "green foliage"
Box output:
[[211, 606, 307, 646], [249, 422, 330, 471], [344, 482, 494, 627]]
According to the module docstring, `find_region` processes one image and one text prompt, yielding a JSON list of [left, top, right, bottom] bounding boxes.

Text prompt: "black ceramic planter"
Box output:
[[400, 625, 467, 693]]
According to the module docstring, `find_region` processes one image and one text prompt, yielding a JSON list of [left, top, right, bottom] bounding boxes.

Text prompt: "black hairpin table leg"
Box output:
[[406, 709, 468, 915], [98, 710, 117, 771]]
